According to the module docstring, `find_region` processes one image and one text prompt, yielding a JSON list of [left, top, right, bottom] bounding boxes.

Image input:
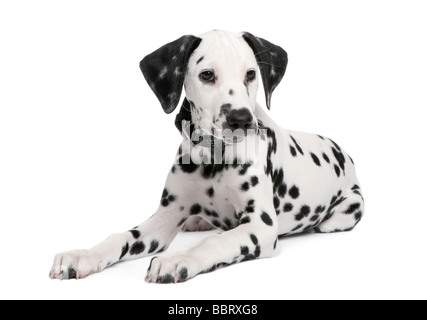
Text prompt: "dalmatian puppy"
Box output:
[[50, 30, 364, 283]]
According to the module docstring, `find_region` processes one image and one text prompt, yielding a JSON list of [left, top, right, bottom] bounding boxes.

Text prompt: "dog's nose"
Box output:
[[226, 108, 254, 130]]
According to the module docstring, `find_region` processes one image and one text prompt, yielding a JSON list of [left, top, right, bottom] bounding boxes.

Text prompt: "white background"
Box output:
[[1, 0, 426, 300]]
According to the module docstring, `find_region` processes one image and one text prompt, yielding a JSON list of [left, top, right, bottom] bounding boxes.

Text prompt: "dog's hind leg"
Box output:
[[313, 185, 364, 233]]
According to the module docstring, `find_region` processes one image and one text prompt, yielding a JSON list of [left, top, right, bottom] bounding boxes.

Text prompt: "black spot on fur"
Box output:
[[156, 274, 174, 284], [206, 187, 215, 198], [201, 157, 238, 179], [161, 188, 177, 207], [315, 205, 326, 213], [190, 203, 202, 215], [344, 203, 361, 214], [323, 153, 330, 163], [241, 246, 249, 255], [196, 56, 204, 64], [267, 128, 277, 154], [224, 218, 233, 229], [278, 183, 287, 198], [178, 157, 199, 174], [295, 205, 311, 221], [265, 157, 273, 176], [250, 234, 258, 245], [290, 145, 297, 157], [162, 188, 168, 198], [130, 241, 145, 255], [220, 103, 232, 116], [273, 196, 280, 209], [260, 122, 277, 177], [240, 216, 251, 224], [239, 162, 252, 175], [246, 199, 255, 213], [332, 146, 346, 173], [328, 196, 346, 215], [211, 210, 219, 217], [68, 267, 77, 279], [119, 243, 129, 260], [291, 224, 303, 231], [290, 135, 304, 155], [334, 164, 341, 177], [272, 168, 285, 195], [204, 208, 219, 218], [212, 220, 221, 228], [261, 212, 273, 226], [231, 158, 240, 169], [250, 176, 259, 186], [241, 181, 250, 191], [178, 268, 188, 282], [311, 153, 321, 166], [353, 189, 362, 196], [283, 202, 293, 212], [310, 214, 320, 222], [129, 229, 140, 239], [148, 240, 159, 254], [289, 185, 300, 199], [254, 245, 261, 257]]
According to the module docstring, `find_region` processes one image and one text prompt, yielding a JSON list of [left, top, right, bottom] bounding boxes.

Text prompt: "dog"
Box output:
[[50, 30, 364, 283]]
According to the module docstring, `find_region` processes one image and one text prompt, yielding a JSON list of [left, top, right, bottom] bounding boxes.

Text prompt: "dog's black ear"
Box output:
[[242, 32, 288, 110], [140, 35, 202, 114]]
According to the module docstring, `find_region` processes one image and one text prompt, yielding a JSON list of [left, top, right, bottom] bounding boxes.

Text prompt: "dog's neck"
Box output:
[[174, 98, 192, 135]]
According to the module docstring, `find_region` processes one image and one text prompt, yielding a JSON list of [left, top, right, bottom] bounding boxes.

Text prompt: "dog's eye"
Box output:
[[199, 70, 215, 83], [246, 70, 256, 82]]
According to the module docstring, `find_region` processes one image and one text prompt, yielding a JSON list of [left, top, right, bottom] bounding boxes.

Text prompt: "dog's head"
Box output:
[[140, 30, 288, 142]]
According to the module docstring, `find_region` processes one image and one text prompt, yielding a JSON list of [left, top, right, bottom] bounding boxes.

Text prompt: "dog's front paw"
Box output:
[[145, 254, 196, 284], [49, 250, 103, 280]]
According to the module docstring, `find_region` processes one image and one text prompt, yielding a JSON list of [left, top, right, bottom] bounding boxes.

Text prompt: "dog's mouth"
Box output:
[[176, 99, 262, 148], [180, 120, 261, 148], [180, 124, 237, 148]]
